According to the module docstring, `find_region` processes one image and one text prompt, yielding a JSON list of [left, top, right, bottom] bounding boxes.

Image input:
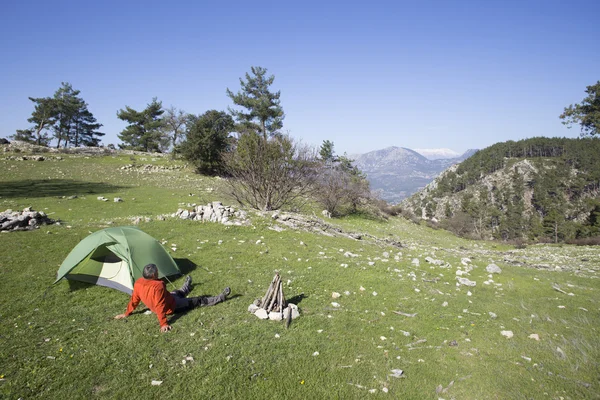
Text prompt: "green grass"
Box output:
[[1, 153, 599, 399]]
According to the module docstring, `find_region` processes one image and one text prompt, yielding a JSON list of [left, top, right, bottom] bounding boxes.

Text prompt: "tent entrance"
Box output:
[[66, 246, 134, 294]]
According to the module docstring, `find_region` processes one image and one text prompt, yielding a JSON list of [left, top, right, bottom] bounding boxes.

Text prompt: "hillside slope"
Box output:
[[401, 137, 600, 241]]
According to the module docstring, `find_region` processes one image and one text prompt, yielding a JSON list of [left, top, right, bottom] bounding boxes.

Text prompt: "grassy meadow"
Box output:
[[1, 152, 599, 399]]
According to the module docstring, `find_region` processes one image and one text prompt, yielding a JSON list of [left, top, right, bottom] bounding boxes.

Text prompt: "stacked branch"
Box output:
[[248, 272, 300, 323], [259, 272, 286, 312]]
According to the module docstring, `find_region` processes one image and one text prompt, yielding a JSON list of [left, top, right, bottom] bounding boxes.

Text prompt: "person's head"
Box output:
[[143, 263, 159, 279]]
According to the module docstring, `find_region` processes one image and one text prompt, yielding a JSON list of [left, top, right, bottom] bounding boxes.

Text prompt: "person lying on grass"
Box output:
[[115, 263, 231, 333]]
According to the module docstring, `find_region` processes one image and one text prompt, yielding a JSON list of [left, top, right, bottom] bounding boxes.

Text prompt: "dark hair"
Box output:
[[143, 263, 158, 279]]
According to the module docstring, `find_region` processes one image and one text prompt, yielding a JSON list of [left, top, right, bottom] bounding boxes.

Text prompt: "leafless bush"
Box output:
[[565, 237, 600, 246], [224, 133, 318, 211]]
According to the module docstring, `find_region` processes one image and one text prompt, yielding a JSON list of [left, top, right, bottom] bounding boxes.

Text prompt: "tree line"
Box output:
[[10, 67, 377, 216]]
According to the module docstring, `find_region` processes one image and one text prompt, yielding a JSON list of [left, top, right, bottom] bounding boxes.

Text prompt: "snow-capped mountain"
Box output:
[[413, 148, 461, 160]]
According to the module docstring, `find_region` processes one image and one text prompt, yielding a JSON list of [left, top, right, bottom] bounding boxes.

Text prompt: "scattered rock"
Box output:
[[486, 264, 502, 274], [173, 202, 249, 226], [389, 369, 404, 378], [501, 330, 514, 339], [457, 277, 476, 287], [0, 208, 55, 232], [528, 333, 540, 341], [488, 312, 497, 319], [113, 197, 123, 203], [332, 292, 341, 299]]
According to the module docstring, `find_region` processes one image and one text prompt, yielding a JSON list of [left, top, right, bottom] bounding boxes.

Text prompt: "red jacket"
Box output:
[[125, 277, 176, 327]]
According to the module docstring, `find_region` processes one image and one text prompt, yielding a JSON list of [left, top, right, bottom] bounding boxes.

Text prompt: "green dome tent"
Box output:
[[55, 227, 181, 294]]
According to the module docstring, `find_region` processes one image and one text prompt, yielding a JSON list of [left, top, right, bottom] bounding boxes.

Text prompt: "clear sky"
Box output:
[[1, 0, 598, 155]]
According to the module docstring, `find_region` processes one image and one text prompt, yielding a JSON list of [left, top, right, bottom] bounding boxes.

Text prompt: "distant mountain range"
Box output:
[[351, 147, 477, 203]]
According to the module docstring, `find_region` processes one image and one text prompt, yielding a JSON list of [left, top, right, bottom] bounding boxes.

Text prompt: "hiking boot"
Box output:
[[185, 275, 192, 286]]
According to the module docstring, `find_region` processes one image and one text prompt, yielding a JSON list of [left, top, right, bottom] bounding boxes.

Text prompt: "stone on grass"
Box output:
[[283, 303, 300, 320], [501, 330, 514, 339], [389, 369, 404, 378], [248, 304, 259, 314], [332, 292, 341, 298], [488, 312, 497, 319], [254, 308, 269, 319], [528, 333, 540, 341], [268, 312, 283, 321], [486, 264, 502, 274], [114, 197, 123, 202], [457, 277, 476, 287], [411, 258, 420, 266]]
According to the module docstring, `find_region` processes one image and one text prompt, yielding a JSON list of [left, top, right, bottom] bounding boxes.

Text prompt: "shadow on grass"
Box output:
[[287, 292, 307, 305], [173, 258, 197, 275], [0, 179, 129, 198]]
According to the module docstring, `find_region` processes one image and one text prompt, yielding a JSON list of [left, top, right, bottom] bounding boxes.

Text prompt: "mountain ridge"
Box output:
[[351, 146, 477, 203]]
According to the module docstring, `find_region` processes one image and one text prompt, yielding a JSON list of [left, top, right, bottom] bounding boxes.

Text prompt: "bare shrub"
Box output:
[[565, 237, 600, 246], [224, 133, 318, 211]]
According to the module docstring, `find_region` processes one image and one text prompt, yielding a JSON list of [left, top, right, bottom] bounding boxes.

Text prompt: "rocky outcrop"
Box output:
[[120, 164, 183, 172], [0, 207, 55, 231], [173, 202, 249, 225]]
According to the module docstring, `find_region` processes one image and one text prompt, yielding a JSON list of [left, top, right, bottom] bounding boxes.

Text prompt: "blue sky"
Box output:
[[1, 0, 598, 155]]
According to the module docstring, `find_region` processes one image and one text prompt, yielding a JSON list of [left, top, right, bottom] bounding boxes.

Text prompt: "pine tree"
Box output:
[[226, 66, 284, 141], [117, 98, 164, 152], [180, 110, 234, 174]]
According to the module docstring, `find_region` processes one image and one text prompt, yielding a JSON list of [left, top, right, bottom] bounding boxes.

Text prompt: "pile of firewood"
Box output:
[[248, 272, 300, 324]]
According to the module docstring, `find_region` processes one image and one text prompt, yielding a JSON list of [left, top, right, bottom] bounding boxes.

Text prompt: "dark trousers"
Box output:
[[170, 279, 224, 310]]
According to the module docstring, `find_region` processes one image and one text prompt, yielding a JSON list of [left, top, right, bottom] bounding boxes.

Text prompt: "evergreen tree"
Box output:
[[50, 83, 103, 148], [180, 110, 234, 174], [117, 98, 164, 152], [10, 129, 38, 144], [226, 66, 284, 141], [26, 96, 57, 146], [319, 140, 335, 163], [560, 81, 600, 136]]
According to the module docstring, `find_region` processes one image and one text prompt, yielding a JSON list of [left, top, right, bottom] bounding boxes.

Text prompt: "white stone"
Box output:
[[411, 258, 420, 266], [501, 330, 514, 339], [332, 292, 341, 298], [442, 301, 448, 307], [457, 277, 476, 286], [254, 308, 268, 319], [461, 258, 471, 265], [248, 304, 259, 314], [331, 302, 341, 308], [528, 333, 540, 341], [269, 312, 283, 321], [488, 312, 497, 319], [486, 264, 502, 274]]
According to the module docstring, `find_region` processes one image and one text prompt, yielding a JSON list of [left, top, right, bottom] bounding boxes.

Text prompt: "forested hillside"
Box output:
[[401, 137, 600, 242]]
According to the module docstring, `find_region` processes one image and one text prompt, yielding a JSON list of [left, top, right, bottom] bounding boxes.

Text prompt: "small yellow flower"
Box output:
[[300, 380, 305, 385], [59, 348, 63, 352], [0, 375, 4, 379]]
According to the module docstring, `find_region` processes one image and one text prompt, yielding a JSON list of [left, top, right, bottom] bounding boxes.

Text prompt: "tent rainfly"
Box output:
[[55, 227, 181, 294]]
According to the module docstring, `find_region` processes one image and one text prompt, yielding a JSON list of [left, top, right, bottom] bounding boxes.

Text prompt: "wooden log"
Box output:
[[267, 275, 281, 312], [261, 274, 278, 306]]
